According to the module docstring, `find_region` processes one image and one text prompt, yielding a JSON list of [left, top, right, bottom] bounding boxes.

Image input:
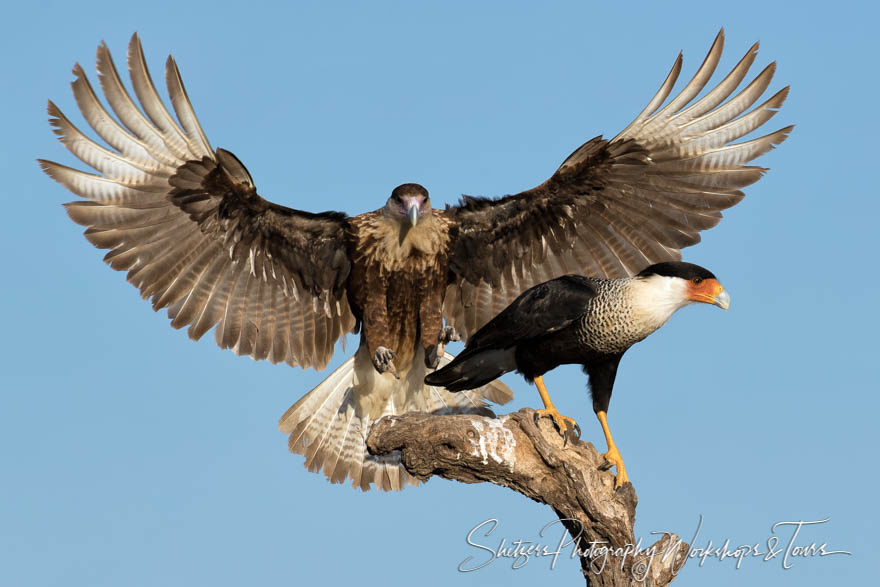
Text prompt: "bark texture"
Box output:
[[366, 408, 688, 586]]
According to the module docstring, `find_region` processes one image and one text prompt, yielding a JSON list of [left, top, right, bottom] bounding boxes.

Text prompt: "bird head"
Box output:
[[385, 183, 431, 227], [636, 261, 731, 311]]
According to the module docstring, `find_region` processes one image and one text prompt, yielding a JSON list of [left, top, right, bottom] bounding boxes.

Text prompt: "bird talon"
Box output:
[[600, 446, 630, 487], [533, 408, 579, 442], [562, 423, 581, 447], [428, 327, 461, 367], [439, 326, 461, 345], [372, 347, 399, 379]]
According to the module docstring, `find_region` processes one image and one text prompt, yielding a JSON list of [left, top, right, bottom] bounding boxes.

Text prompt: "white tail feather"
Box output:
[[278, 344, 512, 491]]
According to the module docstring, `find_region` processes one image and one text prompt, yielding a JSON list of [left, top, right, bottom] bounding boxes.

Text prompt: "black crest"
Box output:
[[637, 261, 716, 281]]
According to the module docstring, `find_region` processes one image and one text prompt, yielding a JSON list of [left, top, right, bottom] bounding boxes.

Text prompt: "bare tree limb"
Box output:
[[367, 408, 689, 586]]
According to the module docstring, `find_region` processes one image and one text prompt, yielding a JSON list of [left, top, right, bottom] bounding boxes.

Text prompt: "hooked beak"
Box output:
[[688, 279, 731, 311], [406, 202, 420, 227], [712, 289, 731, 311]]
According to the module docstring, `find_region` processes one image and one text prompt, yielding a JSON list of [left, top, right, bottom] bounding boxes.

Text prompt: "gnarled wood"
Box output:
[[367, 408, 688, 586]]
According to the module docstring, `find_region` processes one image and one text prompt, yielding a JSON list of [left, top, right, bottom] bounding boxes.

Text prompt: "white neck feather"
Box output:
[[628, 274, 692, 332]]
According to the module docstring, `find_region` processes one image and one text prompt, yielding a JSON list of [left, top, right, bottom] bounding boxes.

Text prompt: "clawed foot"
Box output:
[[372, 346, 399, 379], [425, 326, 462, 369], [598, 445, 630, 488], [533, 408, 581, 446], [438, 326, 460, 346]]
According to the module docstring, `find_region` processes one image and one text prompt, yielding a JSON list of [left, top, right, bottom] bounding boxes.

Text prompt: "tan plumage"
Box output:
[[41, 30, 789, 490], [280, 346, 509, 491]]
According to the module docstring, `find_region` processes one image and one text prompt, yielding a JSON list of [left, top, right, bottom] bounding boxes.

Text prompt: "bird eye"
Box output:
[[692, 277, 703, 285]]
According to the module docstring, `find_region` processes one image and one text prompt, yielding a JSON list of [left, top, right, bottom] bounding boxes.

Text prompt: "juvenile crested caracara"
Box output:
[[426, 262, 730, 487], [41, 30, 787, 490]]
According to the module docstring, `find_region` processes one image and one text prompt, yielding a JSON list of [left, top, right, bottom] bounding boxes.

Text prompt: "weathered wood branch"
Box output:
[[367, 408, 688, 586]]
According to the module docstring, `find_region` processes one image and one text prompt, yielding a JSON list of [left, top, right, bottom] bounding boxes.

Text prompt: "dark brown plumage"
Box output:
[[41, 30, 789, 490]]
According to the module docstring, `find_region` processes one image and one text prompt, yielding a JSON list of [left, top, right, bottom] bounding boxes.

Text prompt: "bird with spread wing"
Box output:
[[41, 30, 790, 491]]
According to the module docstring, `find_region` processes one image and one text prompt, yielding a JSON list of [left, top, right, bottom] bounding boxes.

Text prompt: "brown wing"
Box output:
[[444, 30, 792, 338], [40, 34, 355, 369]]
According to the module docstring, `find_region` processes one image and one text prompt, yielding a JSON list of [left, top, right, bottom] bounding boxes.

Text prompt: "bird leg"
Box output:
[[425, 326, 461, 369], [596, 410, 629, 488], [532, 376, 580, 444], [435, 325, 460, 358], [438, 325, 460, 346], [372, 346, 399, 379]]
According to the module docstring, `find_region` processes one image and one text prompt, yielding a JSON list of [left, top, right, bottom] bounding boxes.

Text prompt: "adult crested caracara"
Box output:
[[40, 30, 789, 491], [426, 262, 731, 487]]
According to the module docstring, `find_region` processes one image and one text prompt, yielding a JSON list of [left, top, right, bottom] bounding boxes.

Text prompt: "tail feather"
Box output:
[[325, 409, 357, 484], [279, 346, 512, 491], [425, 347, 517, 392]]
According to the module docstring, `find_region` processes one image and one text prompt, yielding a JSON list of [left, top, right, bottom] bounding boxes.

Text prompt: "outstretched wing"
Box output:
[[444, 30, 792, 339], [40, 34, 356, 369]]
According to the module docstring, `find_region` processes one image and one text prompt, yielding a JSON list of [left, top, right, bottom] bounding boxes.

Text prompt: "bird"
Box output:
[[425, 261, 731, 487], [40, 29, 789, 491]]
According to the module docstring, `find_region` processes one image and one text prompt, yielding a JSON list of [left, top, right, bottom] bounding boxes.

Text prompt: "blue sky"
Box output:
[[2, 1, 877, 585]]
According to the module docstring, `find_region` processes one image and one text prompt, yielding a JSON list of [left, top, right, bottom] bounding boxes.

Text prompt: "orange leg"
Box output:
[[597, 410, 629, 487], [533, 376, 580, 439]]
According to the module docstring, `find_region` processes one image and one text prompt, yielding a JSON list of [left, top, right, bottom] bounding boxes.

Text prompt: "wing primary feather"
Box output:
[[96, 41, 180, 162], [126, 33, 191, 159], [656, 86, 789, 160], [615, 53, 683, 138], [649, 29, 725, 122], [679, 63, 778, 138], [682, 126, 792, 170], [165, 56, 213, 158], [670, 41, 760, 126], [39, 160, 167, 204], [69, 63, 173, 167], [47, 101, 163, 183]]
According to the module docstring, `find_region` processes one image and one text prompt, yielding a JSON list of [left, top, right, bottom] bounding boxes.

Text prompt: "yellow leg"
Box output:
[[597, 410, 629, 488], [533, 376, 580, 439]]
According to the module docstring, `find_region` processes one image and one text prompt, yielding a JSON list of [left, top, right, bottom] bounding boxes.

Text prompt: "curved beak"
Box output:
[[407, 202, 420, 227], [713, 289, 731, 311], [688, 279, 731, 311]]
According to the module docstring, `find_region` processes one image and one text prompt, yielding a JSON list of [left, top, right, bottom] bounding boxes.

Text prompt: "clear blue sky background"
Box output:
[[2, 1, 877, 585]]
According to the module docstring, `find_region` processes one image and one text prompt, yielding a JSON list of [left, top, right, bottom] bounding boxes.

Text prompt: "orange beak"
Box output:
[[687, 278, 731, 310]]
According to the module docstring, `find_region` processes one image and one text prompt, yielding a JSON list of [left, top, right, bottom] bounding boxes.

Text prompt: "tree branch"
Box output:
[[366, 408, 688, 586]]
